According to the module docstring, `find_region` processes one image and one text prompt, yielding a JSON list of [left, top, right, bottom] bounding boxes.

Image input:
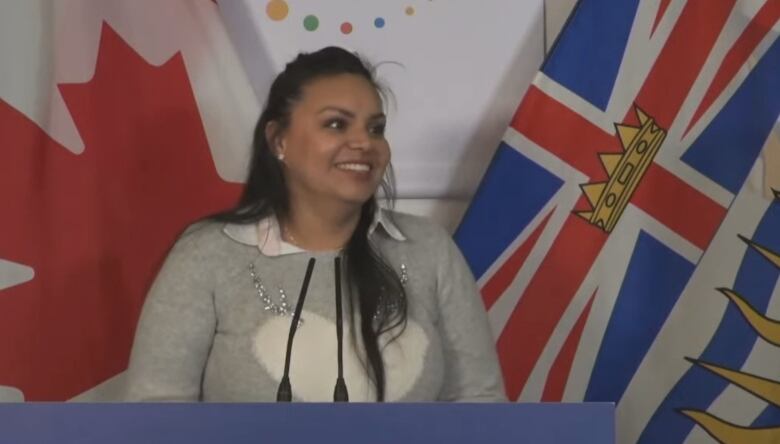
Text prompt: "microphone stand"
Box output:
[[276, 257, 316, 402], [333, 257, 349, 402]]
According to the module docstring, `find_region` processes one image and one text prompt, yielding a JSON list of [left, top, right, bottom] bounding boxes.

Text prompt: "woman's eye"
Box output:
[[324, 118, 346, 130], [370, 123, 386, 136]]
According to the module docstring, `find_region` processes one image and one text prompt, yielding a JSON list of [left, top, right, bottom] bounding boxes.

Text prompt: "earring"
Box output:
[[277, 153, 285, 161]]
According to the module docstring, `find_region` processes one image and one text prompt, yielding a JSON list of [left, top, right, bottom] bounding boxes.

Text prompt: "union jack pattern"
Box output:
[[455, 1, 780, 442]]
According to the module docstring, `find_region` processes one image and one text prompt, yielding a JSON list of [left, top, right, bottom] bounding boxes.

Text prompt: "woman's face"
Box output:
[[273, 73, 390, 211]]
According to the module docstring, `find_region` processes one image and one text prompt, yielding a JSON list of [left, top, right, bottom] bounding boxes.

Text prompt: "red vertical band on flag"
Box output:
[[541, 289, 597, 402], [684, 0, 780, 136], [482, 210, 554, 310], [496, 214, 607, 400], [0, 24, 242, 400], [634, 0, 736, 128]]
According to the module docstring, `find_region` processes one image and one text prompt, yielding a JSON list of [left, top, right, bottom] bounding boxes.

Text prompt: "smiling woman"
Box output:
[[269, 73, 391, 250], [123, 47, 506, 402]]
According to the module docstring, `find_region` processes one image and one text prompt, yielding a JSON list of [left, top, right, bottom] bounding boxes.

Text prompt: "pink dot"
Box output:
[[340, 22, 353, 34]]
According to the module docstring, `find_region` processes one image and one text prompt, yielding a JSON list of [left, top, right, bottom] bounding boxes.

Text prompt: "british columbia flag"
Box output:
[[455, 1, 780, 443]]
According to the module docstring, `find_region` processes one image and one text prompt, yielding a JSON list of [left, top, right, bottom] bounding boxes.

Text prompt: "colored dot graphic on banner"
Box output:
[[266, 0, 288, 21], [303, 15, 319, 31], [264, 1, 424, 33]]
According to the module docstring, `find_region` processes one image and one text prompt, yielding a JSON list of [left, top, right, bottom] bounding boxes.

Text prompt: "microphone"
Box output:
[[333, 257, 349, 402], [276, 257, 316, 402]]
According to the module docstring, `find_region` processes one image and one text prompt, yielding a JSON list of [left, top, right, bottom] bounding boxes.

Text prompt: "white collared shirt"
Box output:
[[221, 209, 407, 256]]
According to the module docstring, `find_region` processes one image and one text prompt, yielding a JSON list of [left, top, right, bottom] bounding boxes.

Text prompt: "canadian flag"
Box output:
[[0, 0, 258, 401]]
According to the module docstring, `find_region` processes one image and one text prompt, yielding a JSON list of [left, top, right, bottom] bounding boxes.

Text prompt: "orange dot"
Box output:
[[405, 6, 415, 16], [266, 0, 289, 21], [340, 22, 353, 34]]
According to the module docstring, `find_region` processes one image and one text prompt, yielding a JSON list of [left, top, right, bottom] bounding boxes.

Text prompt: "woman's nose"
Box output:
[[346, 129, 371, 150]]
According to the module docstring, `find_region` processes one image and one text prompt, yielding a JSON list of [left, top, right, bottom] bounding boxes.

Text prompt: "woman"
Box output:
[[124, 47, 505, 402]]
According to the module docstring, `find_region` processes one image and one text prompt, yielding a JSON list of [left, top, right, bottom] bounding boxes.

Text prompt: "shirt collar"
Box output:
[[222, 208, 406, 256]]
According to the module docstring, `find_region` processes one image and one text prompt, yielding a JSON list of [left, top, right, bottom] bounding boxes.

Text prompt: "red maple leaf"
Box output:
[[0, 23, 243, 400]]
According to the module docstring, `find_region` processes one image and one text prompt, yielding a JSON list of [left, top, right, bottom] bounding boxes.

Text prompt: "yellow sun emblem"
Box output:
[[681, 189, 780, 443]]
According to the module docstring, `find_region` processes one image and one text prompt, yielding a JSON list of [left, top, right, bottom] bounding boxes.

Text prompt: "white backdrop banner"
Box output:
[[218, 0, 545, 198]]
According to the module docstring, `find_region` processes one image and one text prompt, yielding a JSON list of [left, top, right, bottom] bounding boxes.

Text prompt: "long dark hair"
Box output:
[[214, 47, 406, 401]]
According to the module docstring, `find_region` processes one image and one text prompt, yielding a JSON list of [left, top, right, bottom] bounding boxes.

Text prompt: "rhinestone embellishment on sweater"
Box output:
[[249, 263, 295, 318], [249, 261, 408, 321]]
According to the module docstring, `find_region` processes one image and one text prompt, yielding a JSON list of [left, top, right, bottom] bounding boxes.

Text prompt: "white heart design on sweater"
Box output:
[[252, 310, 428, 401]]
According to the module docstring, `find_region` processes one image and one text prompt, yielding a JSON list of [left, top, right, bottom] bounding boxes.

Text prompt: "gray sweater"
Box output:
[[124, 210, 506, 402]]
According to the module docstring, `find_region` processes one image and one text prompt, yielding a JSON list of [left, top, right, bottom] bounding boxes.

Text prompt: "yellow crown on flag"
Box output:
[[576, 106, 666, 232]]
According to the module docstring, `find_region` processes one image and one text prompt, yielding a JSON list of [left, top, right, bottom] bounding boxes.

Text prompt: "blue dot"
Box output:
[[374, 17, 386, 28]]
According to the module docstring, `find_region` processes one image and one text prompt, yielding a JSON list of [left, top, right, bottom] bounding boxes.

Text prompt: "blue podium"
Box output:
[[0, 403, 613, 443]]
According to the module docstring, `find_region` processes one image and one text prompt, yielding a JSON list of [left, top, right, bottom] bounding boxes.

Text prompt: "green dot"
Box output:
[[303, 15, 319, 31]]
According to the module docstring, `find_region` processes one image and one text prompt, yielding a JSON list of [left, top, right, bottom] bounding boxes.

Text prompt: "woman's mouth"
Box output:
[[335, 162, 371, 172]]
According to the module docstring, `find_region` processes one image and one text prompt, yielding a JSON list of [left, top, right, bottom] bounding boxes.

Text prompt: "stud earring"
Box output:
[[277, 153, 285, 161]]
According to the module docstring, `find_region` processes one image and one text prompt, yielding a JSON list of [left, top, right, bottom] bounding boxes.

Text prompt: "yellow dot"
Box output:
[[266, 0, 289, 21], [405, 6, 415, 16]]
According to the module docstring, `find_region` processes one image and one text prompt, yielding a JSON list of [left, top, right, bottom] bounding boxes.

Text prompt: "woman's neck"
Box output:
[[281, 200, 363, 252]]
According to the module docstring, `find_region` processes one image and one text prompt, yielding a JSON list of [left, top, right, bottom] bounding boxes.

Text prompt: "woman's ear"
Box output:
[[265, 121, 285, 160]]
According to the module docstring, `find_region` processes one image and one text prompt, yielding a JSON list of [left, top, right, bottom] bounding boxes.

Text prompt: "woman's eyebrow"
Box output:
[[317, 107, 385, 120]]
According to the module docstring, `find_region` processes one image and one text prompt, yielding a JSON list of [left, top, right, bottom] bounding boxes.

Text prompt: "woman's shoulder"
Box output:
[[379, 209, 453, 246], [154, 219, 259, 278], [176, 219, 226, 242], [171, 219, 254, 255]]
